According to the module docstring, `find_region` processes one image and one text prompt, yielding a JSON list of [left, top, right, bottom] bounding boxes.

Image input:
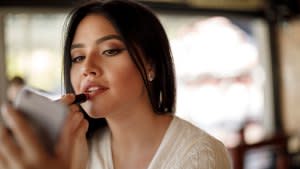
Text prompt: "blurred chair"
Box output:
[[229, 129, 290, 169]]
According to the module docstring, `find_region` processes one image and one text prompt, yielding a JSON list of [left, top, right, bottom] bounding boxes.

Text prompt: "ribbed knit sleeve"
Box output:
[[178, 139, 232, 169]]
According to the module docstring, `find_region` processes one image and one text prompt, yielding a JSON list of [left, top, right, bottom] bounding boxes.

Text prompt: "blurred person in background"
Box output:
[[6, 76, 26, 103]]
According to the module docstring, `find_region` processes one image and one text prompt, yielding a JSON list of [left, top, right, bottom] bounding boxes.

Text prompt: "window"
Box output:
[[5, 12, 66, 98], [158, 13, 274, 147]]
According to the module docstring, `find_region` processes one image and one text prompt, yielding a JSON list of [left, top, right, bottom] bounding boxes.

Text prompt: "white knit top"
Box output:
[[88, 116, 232, 169]]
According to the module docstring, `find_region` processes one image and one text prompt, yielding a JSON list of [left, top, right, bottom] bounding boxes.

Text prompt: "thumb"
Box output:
[[59, 94, 76, 105], [70, 119, 89, 169]]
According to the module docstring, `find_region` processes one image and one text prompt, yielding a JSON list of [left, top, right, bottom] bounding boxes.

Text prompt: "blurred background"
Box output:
[[0, 0, 300, 168]]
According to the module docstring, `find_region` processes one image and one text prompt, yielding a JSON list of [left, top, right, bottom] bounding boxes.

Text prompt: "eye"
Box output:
[[71, 56, 85, 63], [102, 48, 126, 56]]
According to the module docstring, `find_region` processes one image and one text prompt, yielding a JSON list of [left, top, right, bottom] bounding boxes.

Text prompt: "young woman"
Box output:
[[0, 0, 231, 169]]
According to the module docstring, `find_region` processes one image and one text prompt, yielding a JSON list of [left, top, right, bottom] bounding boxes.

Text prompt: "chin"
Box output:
[[86, 108, 108, 119], [88, 111, 109, 119], [85, 111, 100, 118], [81, 102, 109, 118]]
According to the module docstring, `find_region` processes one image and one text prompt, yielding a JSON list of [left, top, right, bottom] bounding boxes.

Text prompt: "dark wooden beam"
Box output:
[[0, 0, 265, 18], [0, 0, 76, 7]]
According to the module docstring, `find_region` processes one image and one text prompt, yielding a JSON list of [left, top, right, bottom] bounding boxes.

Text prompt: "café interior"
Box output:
[[0, 0, 300, 168]]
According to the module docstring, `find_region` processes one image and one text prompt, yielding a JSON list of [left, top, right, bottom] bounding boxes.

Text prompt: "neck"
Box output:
[[106, 106, 173, 169]]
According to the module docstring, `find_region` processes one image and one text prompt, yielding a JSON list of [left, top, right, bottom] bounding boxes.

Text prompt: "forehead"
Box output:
[[74, 14, 118, 39]]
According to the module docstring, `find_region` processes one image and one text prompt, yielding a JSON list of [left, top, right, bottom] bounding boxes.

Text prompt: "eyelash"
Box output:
[[102, 48, 125, 56], [71, 56, 85, 63], [71, 48, 126, 64]]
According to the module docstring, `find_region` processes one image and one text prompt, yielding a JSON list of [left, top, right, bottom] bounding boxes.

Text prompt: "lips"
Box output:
[[87, 86, 101, 93], [82, 83, 109, 99]]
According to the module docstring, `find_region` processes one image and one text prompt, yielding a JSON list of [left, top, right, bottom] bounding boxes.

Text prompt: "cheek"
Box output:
[[113, 65, 145, 96]]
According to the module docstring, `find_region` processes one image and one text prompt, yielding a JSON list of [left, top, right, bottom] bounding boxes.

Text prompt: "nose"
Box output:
[[83, 68, 97, 77], [81, 56, 102, 77]]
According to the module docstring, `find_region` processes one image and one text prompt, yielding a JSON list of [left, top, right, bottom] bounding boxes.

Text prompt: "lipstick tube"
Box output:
[[72, 93, 89, 104]]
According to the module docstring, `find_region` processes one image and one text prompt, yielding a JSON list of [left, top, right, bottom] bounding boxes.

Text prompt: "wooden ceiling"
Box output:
[[0, 0, 299, 20]]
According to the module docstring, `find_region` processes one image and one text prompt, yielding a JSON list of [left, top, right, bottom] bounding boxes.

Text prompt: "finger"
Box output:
[[0, 125, 8, 169], [0, 124, 22, 166], [55, 102, 80, 142], [69, 104, 80, 113], [57, 111, 84, 147], [75, 119, 89, 138], [55, 111, 84, 162], [64, 104, 81, 135], [59, 94, 76, 105], [70, 119, 89, 169], [1, 105, 45, 157], [0, 153, 7, 169], [0, 123, 21, 168]]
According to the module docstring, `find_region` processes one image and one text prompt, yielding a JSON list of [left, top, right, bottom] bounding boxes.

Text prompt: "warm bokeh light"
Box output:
[[169, 16, 266, 147]]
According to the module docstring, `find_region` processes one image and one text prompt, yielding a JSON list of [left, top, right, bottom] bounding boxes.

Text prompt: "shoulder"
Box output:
[[170, 116, 232, 169], [170, 116, 222, 146]]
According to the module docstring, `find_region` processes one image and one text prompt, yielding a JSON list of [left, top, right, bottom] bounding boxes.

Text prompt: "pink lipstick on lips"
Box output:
[[83, 84, 109, 98]]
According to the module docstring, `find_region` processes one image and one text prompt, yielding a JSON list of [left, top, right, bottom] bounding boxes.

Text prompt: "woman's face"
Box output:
[[70, 14, 148, 118]]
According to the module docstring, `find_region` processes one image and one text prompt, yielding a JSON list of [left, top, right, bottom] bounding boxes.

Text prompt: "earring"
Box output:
[[148, 72, 154, 82]]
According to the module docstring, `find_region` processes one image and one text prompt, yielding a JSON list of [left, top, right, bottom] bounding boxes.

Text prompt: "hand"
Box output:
[[56, 94, 89, 169], [0, 94, 89, 169], [0, 103, 65, 169]]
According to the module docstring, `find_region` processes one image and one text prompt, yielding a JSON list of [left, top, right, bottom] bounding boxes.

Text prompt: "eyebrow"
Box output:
[[71, 34, 123, 50]]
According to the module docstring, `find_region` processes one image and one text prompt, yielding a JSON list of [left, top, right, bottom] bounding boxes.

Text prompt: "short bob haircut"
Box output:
[[63, 0, 176, 136]]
